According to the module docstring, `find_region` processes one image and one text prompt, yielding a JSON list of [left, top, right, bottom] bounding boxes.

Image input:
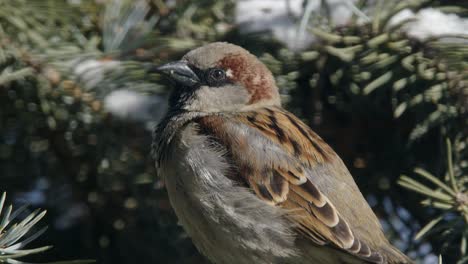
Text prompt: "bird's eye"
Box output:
[[206, 68, 226, 85]]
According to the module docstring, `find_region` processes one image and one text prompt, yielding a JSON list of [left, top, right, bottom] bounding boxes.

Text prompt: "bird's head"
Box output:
[[153, 42, 280, 113]]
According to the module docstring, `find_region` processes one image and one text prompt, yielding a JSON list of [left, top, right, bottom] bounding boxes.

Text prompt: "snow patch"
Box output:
[[104, 89, 166, 122], [235, 0, 360, 50], [390, 8, 468, 40]]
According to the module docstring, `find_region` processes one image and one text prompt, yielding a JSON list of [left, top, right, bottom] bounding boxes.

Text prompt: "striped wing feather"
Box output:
[[196, 107, 410, 264]]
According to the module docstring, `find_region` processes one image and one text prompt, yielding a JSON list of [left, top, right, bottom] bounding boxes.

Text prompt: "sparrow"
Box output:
[[151, 42, 413, 264]]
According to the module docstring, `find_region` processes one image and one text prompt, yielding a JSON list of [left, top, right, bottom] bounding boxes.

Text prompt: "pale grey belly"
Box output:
[[161, 139, 298, 264]]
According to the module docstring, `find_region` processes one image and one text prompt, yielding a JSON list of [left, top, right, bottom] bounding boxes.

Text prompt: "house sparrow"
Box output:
[[152, 42, 413, 264]]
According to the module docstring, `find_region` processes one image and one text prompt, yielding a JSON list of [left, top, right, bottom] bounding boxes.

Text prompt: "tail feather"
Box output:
[[381, 245, 414, 264], [296, 238, 414, 264]]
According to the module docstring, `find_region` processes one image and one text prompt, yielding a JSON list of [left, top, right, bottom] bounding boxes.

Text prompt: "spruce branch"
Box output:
[[0, 193, 94, 264], [301, 0, 466, 143], [398, 138, 467, 259]]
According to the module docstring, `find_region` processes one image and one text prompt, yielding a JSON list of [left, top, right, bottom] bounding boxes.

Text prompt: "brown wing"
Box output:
[[195, 107, 411, 264]]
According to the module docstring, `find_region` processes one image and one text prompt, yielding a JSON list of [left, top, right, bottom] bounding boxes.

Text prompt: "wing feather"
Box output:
[[195, 106, 411, 264]]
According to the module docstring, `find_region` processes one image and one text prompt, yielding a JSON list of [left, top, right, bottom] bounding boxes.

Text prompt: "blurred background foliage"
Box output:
[[0, 0, 466, 263]]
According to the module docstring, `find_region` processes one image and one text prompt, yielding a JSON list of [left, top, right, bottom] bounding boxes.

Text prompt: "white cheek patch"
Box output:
[[226, 69, 234, 78]]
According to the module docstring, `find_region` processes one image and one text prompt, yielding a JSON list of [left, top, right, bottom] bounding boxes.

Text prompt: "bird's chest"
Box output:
[[158, 125, 297, 264]]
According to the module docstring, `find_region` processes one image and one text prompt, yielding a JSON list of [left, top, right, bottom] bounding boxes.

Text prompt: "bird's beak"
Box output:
[[150, 60, 200, 87]]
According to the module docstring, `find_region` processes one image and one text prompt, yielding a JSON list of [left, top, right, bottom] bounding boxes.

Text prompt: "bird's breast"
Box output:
[[159, 123, 298, 264]]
